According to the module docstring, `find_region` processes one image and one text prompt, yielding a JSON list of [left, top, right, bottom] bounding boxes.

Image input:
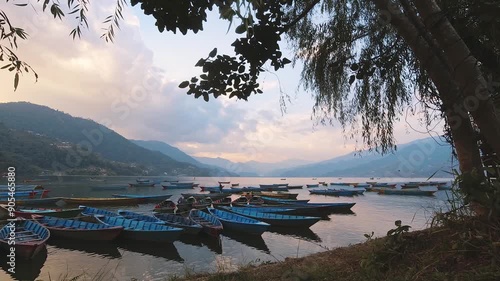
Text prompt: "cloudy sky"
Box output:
[[0, 1, 444, 163]]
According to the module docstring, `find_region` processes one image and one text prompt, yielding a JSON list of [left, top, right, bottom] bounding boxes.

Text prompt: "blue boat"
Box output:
[[309, 189, 359, 196], [91, 186, 127, 191], [378, 188, 436, 196], [112, 194, 173, 202], [259, 185, 288, 191], [189, 209, 223, 237], [207, 208, 270, 235], [37, 216, 123, 241], [117, 210, 164, 224], [292, 202, 356, 212], [161, 183, 194, 189], [260, 196, 310, 204], [79, 206, 119, 217], [220, 207, 321, 228], [95, 216, 183, 242], [329, 188, 365, 195], [129, 182, 155, 187], [153, 213, 202, 235], [0, 220, 50, 260], [226, 206, 296, 214], [306, 184, 319, 188]]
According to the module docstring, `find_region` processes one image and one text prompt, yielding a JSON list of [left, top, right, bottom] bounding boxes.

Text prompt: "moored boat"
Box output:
[[153, 213, 203, 235], [63, 197, 144, 206], [189, 209, 223, 237], [180, 193, 228, 200], [13, 207, 82, 219], [286, 185, 304, 189], [95, 216, 183, 242], [117, 210, 164, 224], [37, 216, 123, 241], [207, 207, 270, 235], [309, 189, 359, 196], [0, 219, 50, 260], [6, 197, 65, 206], [306, 184, 320, 188], [257, 191, 298, 199], [79, 206, 119, 217], [220, 207, 320, 228], [378, 188, 436, 196], [111, 194, 173, 202], [211, 197, 232, 207], [154, 200, 178, 214], [129, 182, 155, 187], [91, 185, 127, 191], [260, 196, 310, 204]]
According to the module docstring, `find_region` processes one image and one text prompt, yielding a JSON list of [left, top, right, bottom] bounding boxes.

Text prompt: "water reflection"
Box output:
[[0, 247, 47, 281], [222, 231, 270, 254], [269, 226, 322, 243], [48, 239, 122, 259], [116, 240, 184, 263], [178, 234, 223, 254]]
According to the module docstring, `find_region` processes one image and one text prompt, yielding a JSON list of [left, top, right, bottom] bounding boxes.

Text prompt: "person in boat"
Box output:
[[245, 191, 253, 202]]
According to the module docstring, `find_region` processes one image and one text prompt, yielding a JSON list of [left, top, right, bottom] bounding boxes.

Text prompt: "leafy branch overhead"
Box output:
[[129, 0, 294, 102]]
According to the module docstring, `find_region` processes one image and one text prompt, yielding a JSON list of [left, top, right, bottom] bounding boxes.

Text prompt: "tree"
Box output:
[[2, 0, 500, 211]]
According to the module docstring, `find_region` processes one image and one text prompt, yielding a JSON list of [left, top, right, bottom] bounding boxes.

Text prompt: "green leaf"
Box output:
[[178, 81, 190, 88], [14, 73, 19, 91], [235, 24, 246, 34], [203, 93, 209, 102], [208, 48, 217, 58]]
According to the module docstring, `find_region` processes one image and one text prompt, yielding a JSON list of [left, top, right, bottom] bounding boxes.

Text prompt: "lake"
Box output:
[[0, 176, 454, 281]]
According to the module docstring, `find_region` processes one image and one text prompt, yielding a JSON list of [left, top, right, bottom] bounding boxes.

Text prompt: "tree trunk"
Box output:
[[414, 0, 500, 158], [371, 0, 483, 177]]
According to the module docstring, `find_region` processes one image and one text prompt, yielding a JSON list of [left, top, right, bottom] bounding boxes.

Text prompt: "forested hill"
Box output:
[[0, 102, 214, 176]]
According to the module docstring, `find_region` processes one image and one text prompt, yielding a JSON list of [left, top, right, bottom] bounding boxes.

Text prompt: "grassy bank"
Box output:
[[170, 216, 500, 281]]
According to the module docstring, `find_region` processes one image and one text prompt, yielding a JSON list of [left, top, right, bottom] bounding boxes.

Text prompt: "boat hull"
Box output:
[[0, 220, 50, 260], [208, 208, 269, 235], [63, 197, 144, 206], [153, 213, 202, 235], [221, 207, 320, 228], [47, 226, 123, 241], [14, 208, 82, 219]]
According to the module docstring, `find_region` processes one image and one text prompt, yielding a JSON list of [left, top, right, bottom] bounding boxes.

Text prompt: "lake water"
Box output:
[[0, 176, 454, 281]]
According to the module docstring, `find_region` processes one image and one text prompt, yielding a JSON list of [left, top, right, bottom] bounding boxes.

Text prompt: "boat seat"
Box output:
[[16, 234, 39, 239], [16, 237, 43, 243], [15, 230, 33, 235]]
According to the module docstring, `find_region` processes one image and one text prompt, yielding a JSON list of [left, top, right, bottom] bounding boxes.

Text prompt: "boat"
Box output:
[[161, 183, 194, 189], [295, 202, 356, 212], [220, 207, 321, 228], [153, 213, 203, 234], [153, 200, 178, 214], [200, 186, 222, 192], [5, 197, 65, 206], [95, 216, 183, 242], [232, 195, 264, 206], [309, 189, 359, 196], [91, 185, 127, 191], [181, 193, 228, 200], [437, 185, 452, 190], [89, 177, 106, 182], [13, 207, 82, 219], [211, 197, 232, 207], [258, 191, 299, 199], [63, 197, 144, 206], [207, 208, 270, 235], [286, 185, 304, 189], [136, 178, 151, 183], [117, 210, 164, 224], [23, 179, 49, 183], [260, 196, 310, 204], [218, 181, 231, 184], [258, 184, 288, 191], [0, 219, 50, 259], [79, 206, 119, 217], [0, 184, 45, 192], [111, 194, 173, 202], [129, 182, 155, 187], [36, 216, 123, 241], [189, 209, 223, 237], [226, 206, 296, 214], [231, 183, 239, 187], [378, 188, 437, 196]]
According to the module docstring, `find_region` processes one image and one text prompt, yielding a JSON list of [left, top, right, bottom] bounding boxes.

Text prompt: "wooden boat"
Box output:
[[161, 183, 194, 189], [207, 207, 269, 235], [7, 197, 65, 206], [111, 194, 172, 202], [231, 183, 239, 187], [261, 196, 310, 204], [181, 193, 228, 200], [153, 213, 203, 234], [136, 178, 151, 183], [189, 209, 223, 237], [0, 184, 44, 192], [63, 197, 144, 206], [258, 191, 298, 199], [378, 188, 436, 196], [220, 207, 320, 228], [294, 202, 356, 212], [232, 195, 264, 206], [286, 185, 304, 189], [218, 181, 231, 184], [211, 197, 232, 207], [0, 220, 50, 259], [258, 184, 288, 191], [309, 189, 358, 196], [91, 185, 127, 191], [79, 206, 119, 217], [117, 210, 164, 224], [37, 216, 123, 241], [95, 216, 183, 242], [129, 182, 155, 187], [89, 177, 106, 182], [200, 186, 221, 192], [306, 184, 320, 188], [13, 207, 82, 219], [154, 200, 178, 213], [23, 179, 49, 183], [226, 206, 296, 214], [437, 184, 452, 190]]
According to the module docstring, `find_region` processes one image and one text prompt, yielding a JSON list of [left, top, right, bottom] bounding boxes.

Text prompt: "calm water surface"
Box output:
[[0, 176, 453, 280]]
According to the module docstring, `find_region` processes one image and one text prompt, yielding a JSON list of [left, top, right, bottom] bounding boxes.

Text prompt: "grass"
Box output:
[[168, 214, 500, 281]]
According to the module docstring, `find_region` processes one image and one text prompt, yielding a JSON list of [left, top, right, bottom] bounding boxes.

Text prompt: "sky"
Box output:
[[0, 1, 444, 163]]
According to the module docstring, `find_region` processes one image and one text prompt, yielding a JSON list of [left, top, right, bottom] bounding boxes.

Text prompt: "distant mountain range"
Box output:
[[0, 102, 228, 176], [0, 102, 454, 178]]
